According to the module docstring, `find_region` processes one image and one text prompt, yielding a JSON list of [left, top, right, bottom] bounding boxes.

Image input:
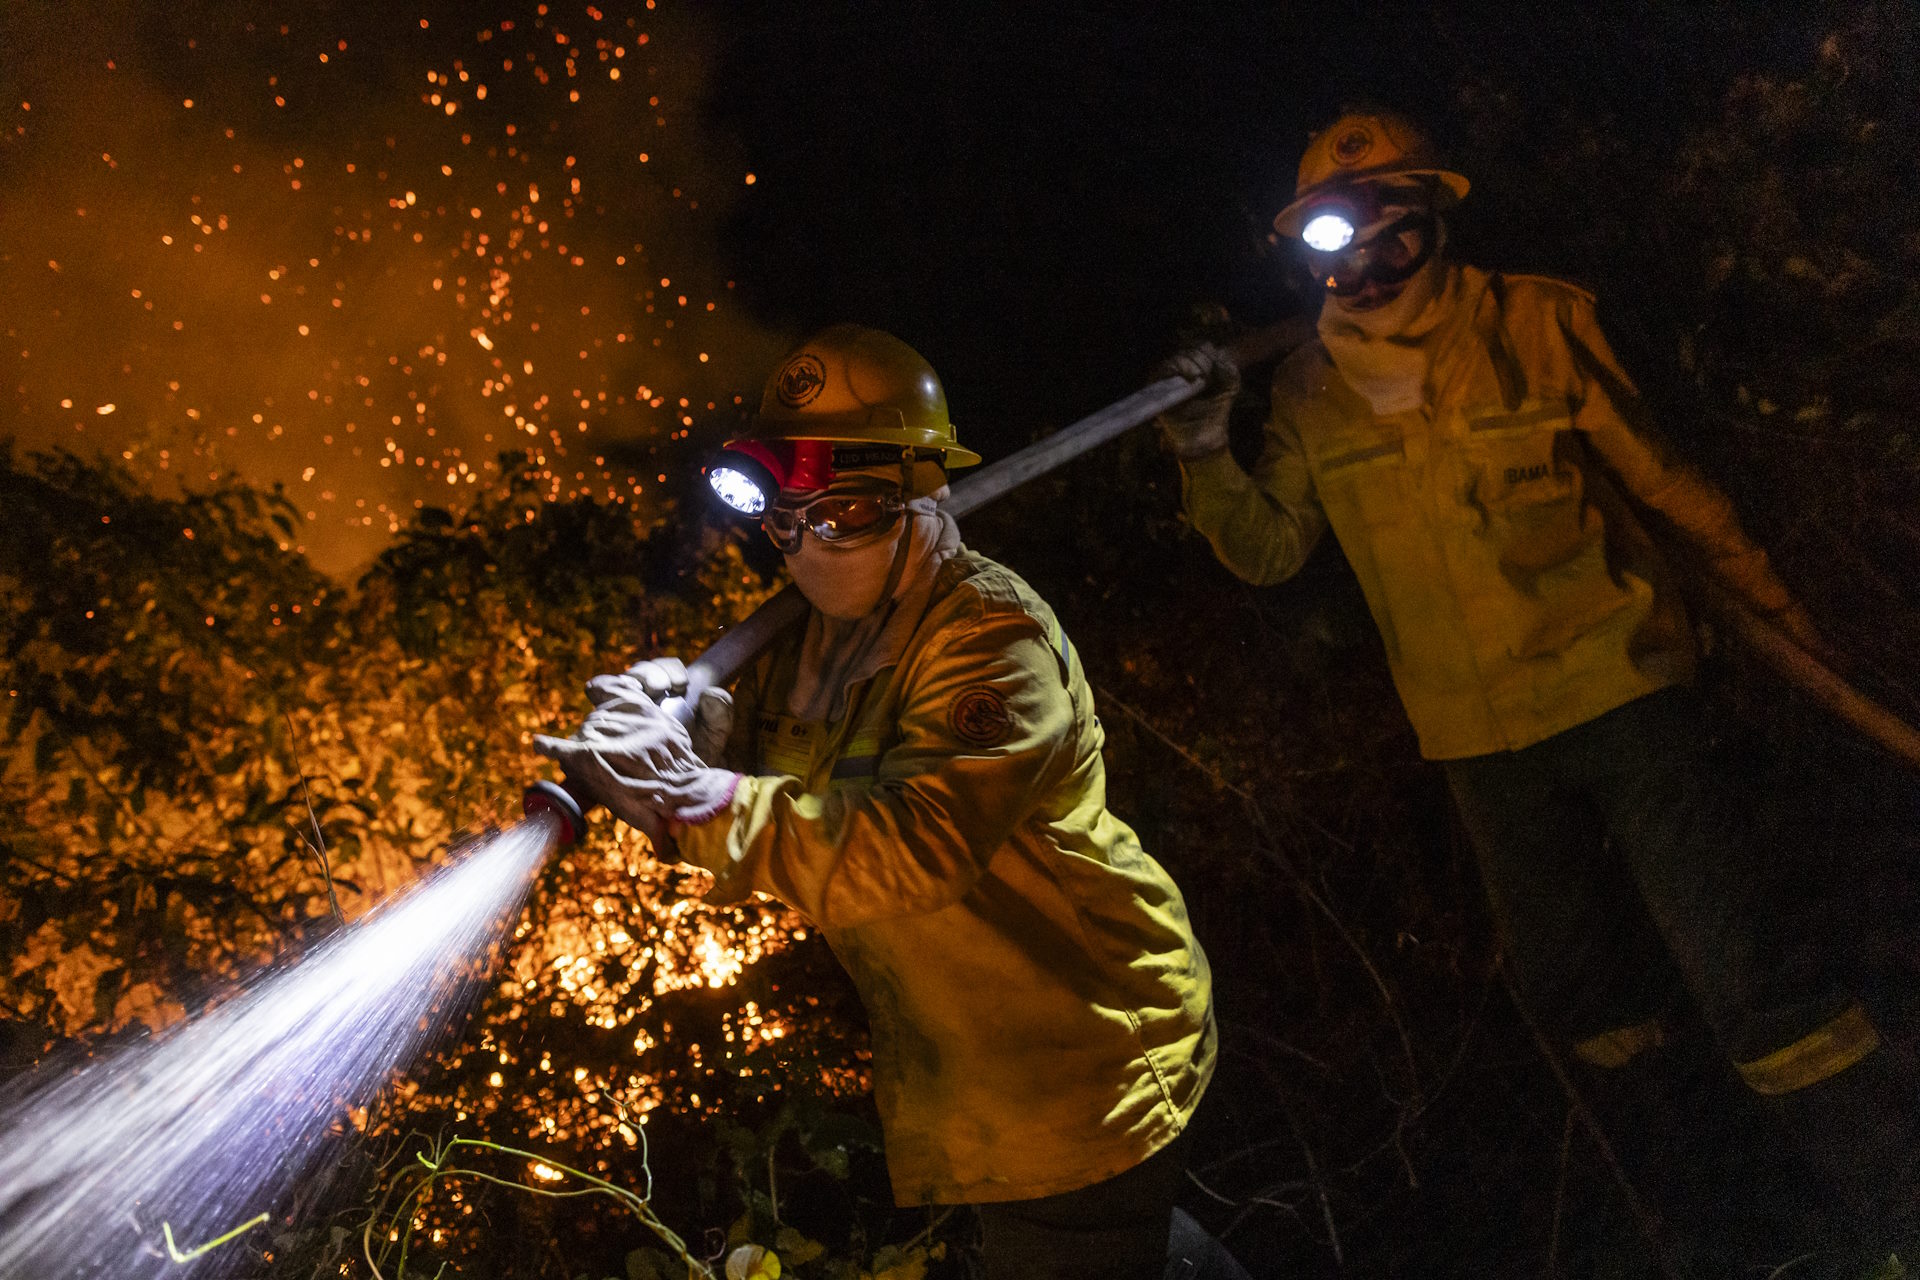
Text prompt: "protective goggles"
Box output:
[[1296, 187, 1436, 297], [759, 476, 906, 553]]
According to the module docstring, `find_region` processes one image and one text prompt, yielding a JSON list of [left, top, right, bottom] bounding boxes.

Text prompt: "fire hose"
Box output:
[[1709, 582, 1920, 773], [526, 322, 1920, 842]]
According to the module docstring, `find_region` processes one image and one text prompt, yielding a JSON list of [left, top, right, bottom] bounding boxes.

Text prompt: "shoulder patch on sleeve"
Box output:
[[948, 685, 1012, 747]]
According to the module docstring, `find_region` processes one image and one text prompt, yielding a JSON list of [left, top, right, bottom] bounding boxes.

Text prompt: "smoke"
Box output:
[[0, 0, 786, 576]]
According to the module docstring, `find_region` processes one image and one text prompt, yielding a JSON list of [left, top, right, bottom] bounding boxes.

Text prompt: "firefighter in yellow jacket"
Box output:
[[1160, 110, 1918, 1258], [538, 326, 1239, 1280]]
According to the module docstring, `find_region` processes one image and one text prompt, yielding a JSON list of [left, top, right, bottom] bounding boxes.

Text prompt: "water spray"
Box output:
[[0, 817, 558, 1278]]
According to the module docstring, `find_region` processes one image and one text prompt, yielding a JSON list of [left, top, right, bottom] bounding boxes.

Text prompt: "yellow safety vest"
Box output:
[[1182, 267, 1798, 759], [675, 550, 1216, 1205]]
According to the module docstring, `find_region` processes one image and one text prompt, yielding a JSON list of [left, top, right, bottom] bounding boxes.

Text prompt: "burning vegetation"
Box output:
[[5, 2, 1920, 1278], [0, 451, 902, 1275]]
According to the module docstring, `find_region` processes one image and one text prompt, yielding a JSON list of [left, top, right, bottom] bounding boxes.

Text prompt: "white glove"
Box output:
[[1154, 343, 1240, 459], [532, 674, 740, 842], [625, 656, 734, 766]]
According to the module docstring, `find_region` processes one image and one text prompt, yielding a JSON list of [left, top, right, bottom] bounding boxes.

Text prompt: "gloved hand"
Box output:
[[1154, 343, 1240, 459], [531, 673, 740, 843], [625, 656, 734, 765]]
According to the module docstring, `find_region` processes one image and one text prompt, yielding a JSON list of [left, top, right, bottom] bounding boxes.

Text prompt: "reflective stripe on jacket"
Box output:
[[675, 550, 1216, 1206], [1181, 267, 1797, 760]]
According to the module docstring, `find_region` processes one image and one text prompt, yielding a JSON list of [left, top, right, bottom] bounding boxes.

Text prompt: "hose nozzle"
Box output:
[[523, 780, 588, 845]]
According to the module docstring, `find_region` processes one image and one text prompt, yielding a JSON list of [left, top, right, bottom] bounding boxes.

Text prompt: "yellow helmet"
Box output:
[[747, 324, 981, 467], [1273, 110, 1469, 238]]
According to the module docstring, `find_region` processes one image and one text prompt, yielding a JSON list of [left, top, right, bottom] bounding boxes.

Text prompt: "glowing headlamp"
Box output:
[[1301, 211, 1356, 253], [707, 464, 769, 516], [704, 439, 834, 515], [1293, 184, 1437, 299]]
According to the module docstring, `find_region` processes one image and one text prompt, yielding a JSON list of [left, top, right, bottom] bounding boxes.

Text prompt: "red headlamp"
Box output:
[[705, 439, 834, 515]]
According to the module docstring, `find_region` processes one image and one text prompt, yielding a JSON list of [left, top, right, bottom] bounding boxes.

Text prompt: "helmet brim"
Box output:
[[1274, 167, 1470, 238], [726, 424, 982, 470]]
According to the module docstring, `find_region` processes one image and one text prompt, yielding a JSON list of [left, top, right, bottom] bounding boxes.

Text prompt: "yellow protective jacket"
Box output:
[[1182, 267, 1800, 760], [675, 550, 1216, 1206]]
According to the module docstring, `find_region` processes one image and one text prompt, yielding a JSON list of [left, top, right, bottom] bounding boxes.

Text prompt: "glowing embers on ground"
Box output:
[[442, 830, 808, 1154], [0, 816, 558, 1279]]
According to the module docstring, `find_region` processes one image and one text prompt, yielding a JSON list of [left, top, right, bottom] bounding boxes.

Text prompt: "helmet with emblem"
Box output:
[[1273, 109, 1469, 238], [746, 324, 980, 466], [706, 325, 978, 516]]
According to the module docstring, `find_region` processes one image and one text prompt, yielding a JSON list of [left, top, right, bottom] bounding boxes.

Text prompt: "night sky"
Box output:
[[2, 0, 1841, 574]]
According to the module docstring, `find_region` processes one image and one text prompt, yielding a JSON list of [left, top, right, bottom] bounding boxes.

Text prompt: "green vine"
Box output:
[[156, 1131, 714, 1279], [162, 1212, 270, 1263], [361, 1134, 714, 1280]]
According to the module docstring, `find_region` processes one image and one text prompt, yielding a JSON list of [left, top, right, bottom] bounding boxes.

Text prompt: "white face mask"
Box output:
[[785, 521, 906, 620]]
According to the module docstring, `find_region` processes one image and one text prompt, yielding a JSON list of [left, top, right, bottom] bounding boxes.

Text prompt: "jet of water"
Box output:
[[0, 813, 560, 1279]]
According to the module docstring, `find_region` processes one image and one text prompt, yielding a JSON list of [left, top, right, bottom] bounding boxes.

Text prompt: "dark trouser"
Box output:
[[1444, 686, 1920, 1233], [974, 1133, 1251, 1280]]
